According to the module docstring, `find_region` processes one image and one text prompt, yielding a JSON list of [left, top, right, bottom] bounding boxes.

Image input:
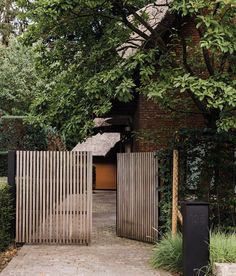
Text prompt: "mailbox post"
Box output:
[[182, 202, 209, 276]]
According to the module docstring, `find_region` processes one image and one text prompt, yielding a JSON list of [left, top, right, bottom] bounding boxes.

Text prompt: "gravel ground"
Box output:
[[1, 191, 172, 276]]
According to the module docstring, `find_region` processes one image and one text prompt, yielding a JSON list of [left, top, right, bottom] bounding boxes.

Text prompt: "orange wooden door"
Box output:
[[95, 163, 117, 189]]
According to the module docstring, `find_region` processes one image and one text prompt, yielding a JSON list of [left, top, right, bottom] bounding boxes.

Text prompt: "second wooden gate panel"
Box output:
[[15, 151, 92, 245], [117, 152, 158, 243]]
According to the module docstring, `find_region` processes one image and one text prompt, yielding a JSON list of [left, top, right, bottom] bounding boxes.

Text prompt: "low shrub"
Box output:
[[151, 232, 183, 273], [0, 182, 13, 251], [210, 232, 236, 266], [152, 231, 236, 275]]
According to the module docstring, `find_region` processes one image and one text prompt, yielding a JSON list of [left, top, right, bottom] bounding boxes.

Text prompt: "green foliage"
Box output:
[[0, 38, 40, 115], [152, 231, 236, 275], [15, 0, 236, 142], [155, 150, 173, 236], [177, 129, 236, 229], [155, 129, 236, 234], [0, 117, 48, 175], [0, 0, 17, 45], [0, 116, 48, 151], [0, 182, 13, 251], [6, 0, 234, 147], [0, 152, 7, 177], [151, 232, 183, 273], [209, 231, 236, 268]]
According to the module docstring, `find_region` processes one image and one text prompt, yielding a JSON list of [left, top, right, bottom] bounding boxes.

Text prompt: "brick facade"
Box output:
[[131, 19, 205, 152], [132, 94, 204, 152]]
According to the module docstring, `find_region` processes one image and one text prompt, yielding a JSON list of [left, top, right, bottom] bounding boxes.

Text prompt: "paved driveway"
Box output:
[[1, 191, 171, 276]]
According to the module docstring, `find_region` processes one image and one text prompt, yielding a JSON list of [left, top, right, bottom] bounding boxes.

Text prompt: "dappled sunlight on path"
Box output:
[[1, 191, 172, 276]]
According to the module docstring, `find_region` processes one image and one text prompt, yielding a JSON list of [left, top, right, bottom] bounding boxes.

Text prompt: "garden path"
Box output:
[[1, 191, 171, 276]]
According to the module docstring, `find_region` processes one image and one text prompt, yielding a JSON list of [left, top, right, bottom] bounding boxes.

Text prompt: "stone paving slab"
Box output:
[[1, 191, 172, 276], [1, 244, 171, 276]]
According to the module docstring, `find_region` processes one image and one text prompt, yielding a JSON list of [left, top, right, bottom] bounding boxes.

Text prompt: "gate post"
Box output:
[[8, 150, 16, 187], [8, 150, 16, 238], [182, 201, 209, 276]]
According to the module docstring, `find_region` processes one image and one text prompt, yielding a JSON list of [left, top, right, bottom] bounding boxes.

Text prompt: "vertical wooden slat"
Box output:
[[117, 152, 158, 243], [15, 152, 19, 242], [77, 152, 80, 244], [79, 152, 82, 244], [56, 151, 60, 243], [72, 152, 76, 244], [76, 152, 79, 244], [149, 153, 153, 240], [44, 151, 49, 243], [36, 152, 40, 242], [25, 151, 28, 243], [82, 152, 85, 243], [66, 151, 69, 244], [32, 152, 36, 243], [42, 151, 46, 242], [19, 151, 21, 243], [85, 152, 87, 244], [22, 151, 25, 242], [49, 151, 52, 243], [63, 151, 66, 243], [89, 152, 92, 244], [154, 157, 158, 240], [69, 152, 72, 243], [83, 152, 86, 244], [59, 151, 62, 243], [155, 154, 159, 240], [39, 151, 42, 242], [52, 151, 57, 243], [29, 151, 32, 243], [87, 152, 90, 244]]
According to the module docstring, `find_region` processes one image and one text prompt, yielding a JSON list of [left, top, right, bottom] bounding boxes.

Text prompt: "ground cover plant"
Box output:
[[151, 231, 236, 275], [0, 178, 18, 272]]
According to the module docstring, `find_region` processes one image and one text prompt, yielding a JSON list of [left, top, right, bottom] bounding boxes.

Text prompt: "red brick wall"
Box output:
[[132, 20, 204, 152], [132, 94, 204, 152]]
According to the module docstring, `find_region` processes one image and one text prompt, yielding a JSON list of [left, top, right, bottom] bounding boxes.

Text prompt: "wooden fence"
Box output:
[[15, 151, 92, 245], [117, 152, 158, 243]]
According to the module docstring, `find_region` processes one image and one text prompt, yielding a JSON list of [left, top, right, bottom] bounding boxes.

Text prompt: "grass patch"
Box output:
[[0, 178, 7, 184], [151, 232, 183, 273], [151, 231, 236, 275], [210, 232, 236, 264]]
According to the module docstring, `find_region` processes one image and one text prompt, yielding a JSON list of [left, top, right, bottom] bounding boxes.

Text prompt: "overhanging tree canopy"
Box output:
[[17, 0, 236, 145]]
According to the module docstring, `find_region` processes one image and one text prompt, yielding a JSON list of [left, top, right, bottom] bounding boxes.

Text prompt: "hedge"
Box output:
[[0, 181, 13, 251], [0, 152, 8, 177]]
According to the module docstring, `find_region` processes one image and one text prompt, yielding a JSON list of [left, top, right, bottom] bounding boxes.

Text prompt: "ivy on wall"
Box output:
[[155, 129, 236, 236]]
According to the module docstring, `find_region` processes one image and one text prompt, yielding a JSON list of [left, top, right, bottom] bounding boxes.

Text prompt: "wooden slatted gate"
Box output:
[[15, 151, 92, 245], [117, 152, 158, 243]]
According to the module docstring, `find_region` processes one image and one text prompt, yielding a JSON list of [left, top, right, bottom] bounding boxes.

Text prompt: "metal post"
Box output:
[[182, 201, 209, 276]]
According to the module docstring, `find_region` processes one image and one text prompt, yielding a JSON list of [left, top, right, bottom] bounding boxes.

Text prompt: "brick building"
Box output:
[[95, 4, 205, 152]]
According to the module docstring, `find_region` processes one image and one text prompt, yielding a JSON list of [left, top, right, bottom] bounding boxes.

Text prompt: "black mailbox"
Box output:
[[182, 201, 209, 276]]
